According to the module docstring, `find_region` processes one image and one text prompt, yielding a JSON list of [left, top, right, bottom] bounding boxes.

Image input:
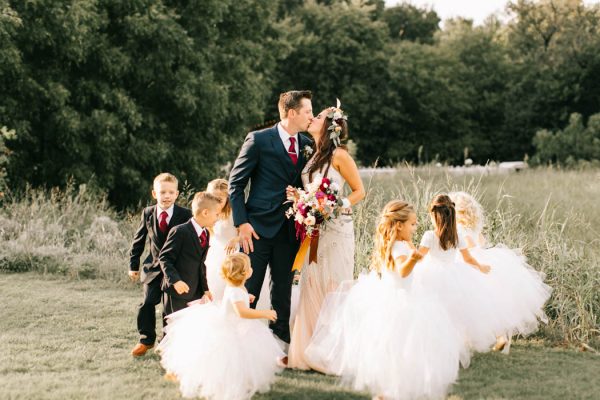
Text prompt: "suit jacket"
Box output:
[[159, 220, 210, 301], [228, 124, 311, 239], [129, 204, 192, 284]]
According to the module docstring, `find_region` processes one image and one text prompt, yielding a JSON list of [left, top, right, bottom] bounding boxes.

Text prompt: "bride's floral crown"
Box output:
[[326, 98, 348, 147]]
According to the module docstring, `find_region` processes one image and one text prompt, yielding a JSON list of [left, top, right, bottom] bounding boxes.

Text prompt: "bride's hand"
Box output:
[[286, 185, 299, 201]]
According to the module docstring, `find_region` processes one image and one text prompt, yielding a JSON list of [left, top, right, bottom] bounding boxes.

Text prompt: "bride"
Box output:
[[287, 102, 365, 370]]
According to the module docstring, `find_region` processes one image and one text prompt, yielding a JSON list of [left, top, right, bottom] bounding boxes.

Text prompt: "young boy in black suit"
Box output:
[[128, 173, 192, 357], [160, 191, 222, 317]]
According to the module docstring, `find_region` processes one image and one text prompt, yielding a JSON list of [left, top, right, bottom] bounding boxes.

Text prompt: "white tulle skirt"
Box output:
[[469, 246, 552, 336], [158, 303, 284, 400], [305, 271, 465, 400], [411, 257, 507, 358]]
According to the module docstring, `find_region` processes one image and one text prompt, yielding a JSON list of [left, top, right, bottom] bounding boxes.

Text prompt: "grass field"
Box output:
[[1, 273, 599, 400], [1, 167, 599, 399]]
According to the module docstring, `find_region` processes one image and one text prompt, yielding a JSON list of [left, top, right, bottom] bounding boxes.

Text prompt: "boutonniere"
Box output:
[[302, 145, 314, 160]]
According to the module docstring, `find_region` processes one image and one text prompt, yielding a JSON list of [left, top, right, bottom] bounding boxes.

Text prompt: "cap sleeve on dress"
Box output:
[[228, 287, 248, 304], [391, 241, 411, 259], [419, 230, 434, 248]]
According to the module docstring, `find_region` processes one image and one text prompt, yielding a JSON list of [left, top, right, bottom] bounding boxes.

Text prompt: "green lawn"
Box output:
[[1, 273, 598, 400]]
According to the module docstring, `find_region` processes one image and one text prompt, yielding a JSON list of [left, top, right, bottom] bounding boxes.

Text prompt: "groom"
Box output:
[[229, 90, 313, 356]]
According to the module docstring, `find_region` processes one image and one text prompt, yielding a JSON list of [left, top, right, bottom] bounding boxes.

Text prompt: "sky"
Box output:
[[384, 0, 600, 26]]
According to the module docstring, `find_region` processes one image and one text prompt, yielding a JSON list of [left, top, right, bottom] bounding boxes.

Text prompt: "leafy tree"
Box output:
[[533, 112, 600, 164], [382, 3, 440, 43], [1, 0, 278, 208], [270, 0, 391, 165]]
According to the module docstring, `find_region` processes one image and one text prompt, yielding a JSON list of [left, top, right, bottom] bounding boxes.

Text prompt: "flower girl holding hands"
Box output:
[[413, 194, 515, 360], [449, 191, 552, 352], [158, 253, 284, 400], [305, 200, 465, 400]]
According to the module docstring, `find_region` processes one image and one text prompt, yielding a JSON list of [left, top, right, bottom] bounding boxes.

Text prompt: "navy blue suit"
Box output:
[[229, 124, 311, 343]]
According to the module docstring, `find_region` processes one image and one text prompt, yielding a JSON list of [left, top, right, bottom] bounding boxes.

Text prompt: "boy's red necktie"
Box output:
[[199, 230, 208, 248], [159, 211, 168, 233]]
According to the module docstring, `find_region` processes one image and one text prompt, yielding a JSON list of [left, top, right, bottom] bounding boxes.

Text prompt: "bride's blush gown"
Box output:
[[288, 160, 355, 370]]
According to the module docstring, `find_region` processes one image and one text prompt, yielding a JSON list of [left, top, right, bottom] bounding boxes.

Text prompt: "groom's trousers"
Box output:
[[245, 222, 299, 344]]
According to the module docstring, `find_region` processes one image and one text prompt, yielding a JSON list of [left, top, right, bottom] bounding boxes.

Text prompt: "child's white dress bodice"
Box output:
[[420, 230, 467, 262], [221, 286, 250, 317]]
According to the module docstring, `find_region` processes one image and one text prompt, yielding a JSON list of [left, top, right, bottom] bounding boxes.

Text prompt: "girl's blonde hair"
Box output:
[[206, 178, 231, 220], [221, 253, 250, 286], [449, 191, 484, 231], [371, 200, 415, 273]]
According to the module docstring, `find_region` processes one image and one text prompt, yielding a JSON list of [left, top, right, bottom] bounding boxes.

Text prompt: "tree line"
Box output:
[[1, 0, 599, 207]]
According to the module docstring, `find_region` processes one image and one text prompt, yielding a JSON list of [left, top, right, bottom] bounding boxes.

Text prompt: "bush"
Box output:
[[0, 183, 136, 281], [532, 112, 600, 165]]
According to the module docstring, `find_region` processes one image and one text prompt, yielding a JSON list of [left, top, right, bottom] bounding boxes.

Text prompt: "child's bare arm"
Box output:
[[233, 302, 277, 321], [395, 250, 424, 278], [460, 249, 491, 273], [225, 236, 240, 254]]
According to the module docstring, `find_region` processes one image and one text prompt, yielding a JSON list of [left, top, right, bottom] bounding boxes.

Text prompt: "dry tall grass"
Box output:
[[1, 167, 598, 345]]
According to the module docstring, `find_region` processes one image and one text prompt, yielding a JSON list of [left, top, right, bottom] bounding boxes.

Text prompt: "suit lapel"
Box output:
[[293, 133, 311, 182], [150, 205, 167, 242], [297, 133, 305, 167], [186, 221, 203, 255], [169, 205, 182, 229]]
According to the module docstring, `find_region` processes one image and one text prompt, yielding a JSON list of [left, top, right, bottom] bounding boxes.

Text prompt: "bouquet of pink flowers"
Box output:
[[286, 175, 343, 270]]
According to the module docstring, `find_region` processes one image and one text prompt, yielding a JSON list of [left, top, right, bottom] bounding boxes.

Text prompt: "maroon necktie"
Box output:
[[199, 230, 208, 248], [159, 211, 168, 234], [288, 136, 298, 165]]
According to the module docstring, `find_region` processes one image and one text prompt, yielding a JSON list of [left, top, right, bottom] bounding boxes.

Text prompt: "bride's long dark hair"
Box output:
[[307, 108, 349, 181]]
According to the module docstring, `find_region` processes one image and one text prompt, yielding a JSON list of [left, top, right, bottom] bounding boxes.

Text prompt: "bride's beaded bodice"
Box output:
[[301, 158, 346, 192]]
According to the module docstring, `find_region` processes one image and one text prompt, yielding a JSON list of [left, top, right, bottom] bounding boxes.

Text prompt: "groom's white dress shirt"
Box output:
[[157, 205, 174, 224], [277, 123, 299, 155]]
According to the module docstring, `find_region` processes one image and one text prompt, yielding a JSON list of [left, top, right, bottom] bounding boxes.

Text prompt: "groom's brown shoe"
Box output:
[[131, 343, 154, 357]]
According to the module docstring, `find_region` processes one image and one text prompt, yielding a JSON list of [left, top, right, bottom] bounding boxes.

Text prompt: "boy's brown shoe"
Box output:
[[131, 343, 154, 357]]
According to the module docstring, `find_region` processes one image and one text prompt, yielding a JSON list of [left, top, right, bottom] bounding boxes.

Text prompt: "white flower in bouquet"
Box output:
[[304, 215, 316, 226]]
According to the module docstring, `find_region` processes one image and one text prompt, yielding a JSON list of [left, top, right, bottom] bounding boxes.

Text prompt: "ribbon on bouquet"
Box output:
[[292, 230, 320, 271]]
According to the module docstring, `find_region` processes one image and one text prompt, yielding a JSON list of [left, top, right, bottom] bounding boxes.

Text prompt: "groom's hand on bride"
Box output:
[[173, 280, 190, 295], [239, 223, 260, 254], [248, 294, 256, 304]]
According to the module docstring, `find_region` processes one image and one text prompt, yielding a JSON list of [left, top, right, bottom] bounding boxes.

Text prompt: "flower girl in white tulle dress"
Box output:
[[158, 253, 284, 400], [205, 179, 273, 310], [413, 194, 514, 360], [305, 200, 466, 400], [449, 191, 552, 352], [206, 179, 301, 316]]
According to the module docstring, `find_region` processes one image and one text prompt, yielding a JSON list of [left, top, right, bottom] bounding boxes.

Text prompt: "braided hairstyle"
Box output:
[[429, 194, 458, 250], [371, 200, 416, 273], [307, 107, 348, 182]]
